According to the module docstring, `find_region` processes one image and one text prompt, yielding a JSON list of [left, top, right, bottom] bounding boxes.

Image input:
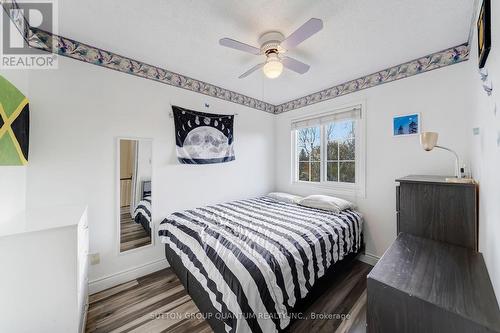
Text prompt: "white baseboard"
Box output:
[[88, 258, 169, 294], [357, 252, 380, 266]]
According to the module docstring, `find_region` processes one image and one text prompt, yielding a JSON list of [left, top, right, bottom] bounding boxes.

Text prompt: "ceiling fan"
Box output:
[[219, 18, 323, 79]]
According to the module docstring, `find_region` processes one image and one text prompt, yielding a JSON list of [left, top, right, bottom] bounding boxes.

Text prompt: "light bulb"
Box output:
[[262, 53, 283, 79]]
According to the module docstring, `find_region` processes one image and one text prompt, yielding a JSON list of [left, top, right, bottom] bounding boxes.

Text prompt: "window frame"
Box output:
[[291, 103, 366, 198]]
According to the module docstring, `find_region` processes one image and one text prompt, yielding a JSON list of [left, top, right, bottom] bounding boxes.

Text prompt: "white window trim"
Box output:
[[291, 103, 366, 199]]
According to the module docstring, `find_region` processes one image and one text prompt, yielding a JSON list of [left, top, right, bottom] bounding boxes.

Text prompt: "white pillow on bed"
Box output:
[[298, 195, 355, 212], [267, 192, 303, 204]]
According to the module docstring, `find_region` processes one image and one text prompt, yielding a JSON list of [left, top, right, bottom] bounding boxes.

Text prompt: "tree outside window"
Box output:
[[326, 120, 355, 183], [297, 126, 321, 182], [295, 119, 356, 184]]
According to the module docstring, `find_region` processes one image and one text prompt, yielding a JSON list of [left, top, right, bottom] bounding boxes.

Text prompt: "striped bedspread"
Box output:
[[133, 196, 151, 224], [158, 196, 363, 333]]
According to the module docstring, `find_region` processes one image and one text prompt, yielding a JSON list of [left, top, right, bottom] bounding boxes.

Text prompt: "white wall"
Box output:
[[0, 56, 275, 289], [275, 62, 473, 259], [0, 166, 26, 223], [468, 0, 500, 303]]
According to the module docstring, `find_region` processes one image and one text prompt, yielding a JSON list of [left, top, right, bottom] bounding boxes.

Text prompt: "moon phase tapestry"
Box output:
[[172, 105, 235, 164]]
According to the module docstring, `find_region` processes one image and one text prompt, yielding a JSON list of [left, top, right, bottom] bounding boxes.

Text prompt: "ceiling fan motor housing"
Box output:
[[259, 31, 285, 55]]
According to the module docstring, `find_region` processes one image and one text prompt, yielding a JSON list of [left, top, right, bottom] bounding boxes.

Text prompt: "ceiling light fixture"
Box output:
[[262, 53, 283, 79], [219, 18, 322, 79]]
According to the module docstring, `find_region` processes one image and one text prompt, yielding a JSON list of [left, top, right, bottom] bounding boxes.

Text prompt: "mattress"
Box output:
[[158, 196, 363, 333]]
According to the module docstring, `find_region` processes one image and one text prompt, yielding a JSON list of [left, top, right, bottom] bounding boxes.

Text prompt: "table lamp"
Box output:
[[420, 132, 462, 179]]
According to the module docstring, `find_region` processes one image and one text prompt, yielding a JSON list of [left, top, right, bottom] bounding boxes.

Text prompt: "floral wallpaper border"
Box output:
[[1, 0, 470, 114], [274, 44, 470, 114], [28, 28, 276, 113]]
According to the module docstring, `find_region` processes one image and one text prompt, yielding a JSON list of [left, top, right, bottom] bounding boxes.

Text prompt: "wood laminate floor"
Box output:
[[120, 206, 152, 252], [86, 260, 371, 333]]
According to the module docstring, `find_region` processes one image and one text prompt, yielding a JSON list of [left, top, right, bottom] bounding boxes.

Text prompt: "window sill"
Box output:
[[292, 181, 366, 199]]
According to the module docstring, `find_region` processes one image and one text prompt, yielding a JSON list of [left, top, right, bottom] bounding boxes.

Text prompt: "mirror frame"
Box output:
[[116, 137, 154, 255]]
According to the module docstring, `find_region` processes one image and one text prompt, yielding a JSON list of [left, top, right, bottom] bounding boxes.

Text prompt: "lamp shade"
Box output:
[[263, 53, 283, 79], [420, 132, 438, 151]]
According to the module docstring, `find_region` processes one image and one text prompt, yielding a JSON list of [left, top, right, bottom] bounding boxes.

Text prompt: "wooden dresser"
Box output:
[[367, 175, 500, 333], [367, 233, 500, 333], [396, 175, 478, 250]]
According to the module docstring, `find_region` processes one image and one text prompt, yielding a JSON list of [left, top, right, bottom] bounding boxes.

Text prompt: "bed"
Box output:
[[133, 180, 152, 235], [158, 196, 363, 333]]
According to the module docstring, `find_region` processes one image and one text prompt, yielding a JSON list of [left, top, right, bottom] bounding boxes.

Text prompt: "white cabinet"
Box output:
[[0, 206, 89, 333]]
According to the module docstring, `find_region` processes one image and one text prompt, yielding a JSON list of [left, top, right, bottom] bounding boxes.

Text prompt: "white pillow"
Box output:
[[267, 192, 303, 204], [330, 196, 356, 211], [298, 195, 355, 212]]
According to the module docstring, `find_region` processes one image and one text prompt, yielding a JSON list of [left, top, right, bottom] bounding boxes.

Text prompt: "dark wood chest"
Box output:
[[367, 233, 500, 333], [366, 175, 500, 332], [396, 175, 478, 250]]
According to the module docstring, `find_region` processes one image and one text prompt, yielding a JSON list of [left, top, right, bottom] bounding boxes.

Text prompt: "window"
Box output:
[[292, 105, 365, 195], [326, 120, 356, 183], [297, 126, 321, 182]]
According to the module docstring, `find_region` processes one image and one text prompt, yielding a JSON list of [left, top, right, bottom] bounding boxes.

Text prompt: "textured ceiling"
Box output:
[[57, 0, 474, 105]]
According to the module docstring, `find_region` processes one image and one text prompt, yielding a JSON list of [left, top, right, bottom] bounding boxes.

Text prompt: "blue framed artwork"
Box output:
[[393, 113, 420, 136]]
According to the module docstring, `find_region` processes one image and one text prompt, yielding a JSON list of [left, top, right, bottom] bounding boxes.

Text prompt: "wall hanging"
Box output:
[[393, 113, 420, 137], [172, 106, 235, 164], [477, 0, 491, 69], [0, 75, 29, 165]]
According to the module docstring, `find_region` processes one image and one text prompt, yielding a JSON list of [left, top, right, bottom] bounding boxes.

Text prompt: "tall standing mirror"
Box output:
[[118, 138, 152, 252]]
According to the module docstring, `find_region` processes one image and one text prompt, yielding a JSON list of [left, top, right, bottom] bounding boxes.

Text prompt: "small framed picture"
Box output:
[[393, 113, 420, 137], [477, 0, 491, 69]]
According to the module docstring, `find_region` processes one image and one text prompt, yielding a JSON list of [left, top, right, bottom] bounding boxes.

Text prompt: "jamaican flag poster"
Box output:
[[0, 75, 29, 165]]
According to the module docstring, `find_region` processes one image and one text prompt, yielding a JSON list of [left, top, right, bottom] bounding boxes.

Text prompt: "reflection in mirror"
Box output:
[[119, 139, 152, 252]]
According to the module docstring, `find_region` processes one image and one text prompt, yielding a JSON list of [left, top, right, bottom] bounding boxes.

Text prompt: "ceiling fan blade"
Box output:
[[219, 38, 261, 55], [238, 63, 265, 79], [281, 18, 323, 50], [282, 56, 310, 74]]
